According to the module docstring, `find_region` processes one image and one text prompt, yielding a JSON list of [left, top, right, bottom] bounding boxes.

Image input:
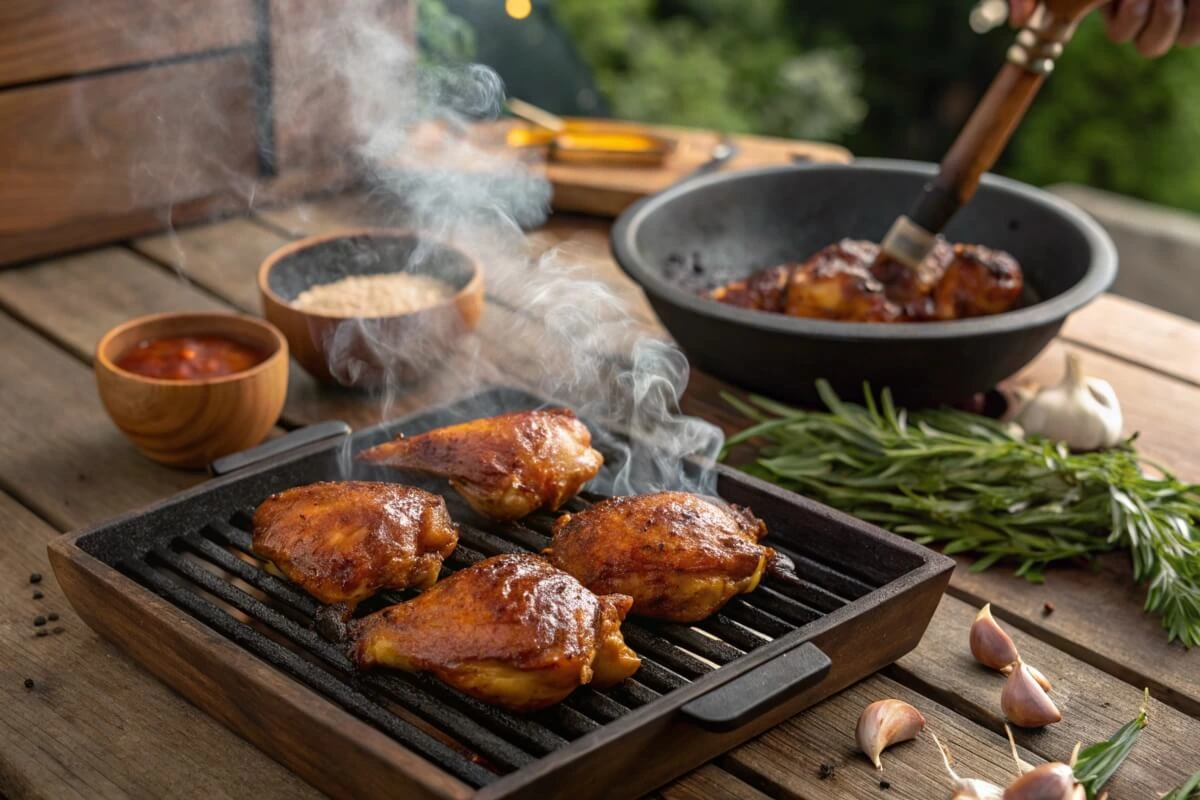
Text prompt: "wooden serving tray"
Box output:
[[49, 387, 951, 800]]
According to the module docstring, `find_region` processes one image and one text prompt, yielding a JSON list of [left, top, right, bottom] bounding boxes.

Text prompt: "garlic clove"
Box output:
[[1025, 664, 1052, 692], [1002, 662, 1062, 728], [1001, 762, 1077, 799], [1014, 353, 1124, 452], [971, 603, 1020, 671], [856, 699, 926, 770], [933, 732, 1006, 799]]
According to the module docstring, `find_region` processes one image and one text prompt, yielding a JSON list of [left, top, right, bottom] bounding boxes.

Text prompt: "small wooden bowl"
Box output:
[[95, 312, 288, 469], [258, 229, 484, 388]]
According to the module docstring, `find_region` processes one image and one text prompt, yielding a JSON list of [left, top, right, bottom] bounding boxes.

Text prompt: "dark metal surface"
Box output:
[[610, 159, 1118, 406], [66, 387, 953, 797]]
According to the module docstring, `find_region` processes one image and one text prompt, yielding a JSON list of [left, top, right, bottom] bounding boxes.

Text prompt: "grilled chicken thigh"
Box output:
[[546, 492, 773, 623], [784, 240, 902, 322], [252, 481, 458, 616], [351, 554, 641, 711], [709, 237, 1022, 322], [359, 409, 604, 522], [930, 243, 1024, 320]]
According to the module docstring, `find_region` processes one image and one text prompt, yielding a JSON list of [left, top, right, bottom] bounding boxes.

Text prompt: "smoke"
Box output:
[[144, 1, 723, 494]]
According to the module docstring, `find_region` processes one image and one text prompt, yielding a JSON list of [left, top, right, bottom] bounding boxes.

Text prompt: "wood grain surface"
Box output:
[[0, 0, 255, 87], [0, 492, 318, 800], [0, 192, 1196, 800], [0, 55, 258, 246]]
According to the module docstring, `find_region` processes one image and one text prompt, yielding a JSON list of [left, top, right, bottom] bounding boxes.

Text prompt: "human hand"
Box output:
[[1009, 0, 1200, 55]]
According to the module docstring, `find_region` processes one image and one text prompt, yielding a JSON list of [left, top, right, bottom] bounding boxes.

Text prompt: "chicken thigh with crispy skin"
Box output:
[[252, 481, 458, 617], [930, 243, 1024, 320], [351, 554, 640, 711], [546, 492, 773, 623], [358, 409, 604, 522]]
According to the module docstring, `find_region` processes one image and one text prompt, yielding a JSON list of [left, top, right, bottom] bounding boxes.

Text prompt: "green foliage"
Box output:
[[553, 0, 866, 140], [551, 0, 1200, 212], [1007, 14, 1200, 212], [417, 0, 477, 63]]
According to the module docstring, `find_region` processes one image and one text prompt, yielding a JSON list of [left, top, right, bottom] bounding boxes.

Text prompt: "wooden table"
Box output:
[[1, 194, 1197, 800]]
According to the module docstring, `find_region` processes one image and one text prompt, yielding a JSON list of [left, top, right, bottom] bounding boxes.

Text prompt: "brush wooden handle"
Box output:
[[882, 0, 1108, 266]]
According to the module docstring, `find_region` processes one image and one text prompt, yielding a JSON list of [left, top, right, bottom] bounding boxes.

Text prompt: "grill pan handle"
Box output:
[[209, 420, 353, 476], [679, 642, 831, 732]]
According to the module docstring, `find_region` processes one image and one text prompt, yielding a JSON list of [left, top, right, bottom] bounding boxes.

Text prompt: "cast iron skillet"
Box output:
[[610, 159, 1117, 406]]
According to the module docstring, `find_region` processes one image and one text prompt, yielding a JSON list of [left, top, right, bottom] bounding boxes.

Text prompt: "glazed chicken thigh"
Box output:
[[359, 409, 604, 522], [546, 492, 774, 623], [252, 481, 459, 616], [351, 554, 641, 711], [710, 237, 1022, 322]]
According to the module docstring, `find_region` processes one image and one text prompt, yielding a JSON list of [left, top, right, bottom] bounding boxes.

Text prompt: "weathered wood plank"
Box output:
[[722, 673, 1042, 800], [1060, 294, 1200, 387], [657, 765, 772, 800], [947, 553, 1200, 717], [0, 0, 255, 87], [0, 247, 228, 362], [0, 312, 200, 530], [892, 594, 1198, 798], [132, 218, 292, 314], [0, 491, 318, 800]]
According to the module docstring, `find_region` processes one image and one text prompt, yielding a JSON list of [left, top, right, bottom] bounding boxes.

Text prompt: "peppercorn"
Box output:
[[32, 616, 46, 627], [29, 572, 42, 584], [23, 678, 34, 689]]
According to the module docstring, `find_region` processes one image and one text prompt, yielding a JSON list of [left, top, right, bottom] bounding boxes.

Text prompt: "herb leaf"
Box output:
[[721, 382, 1200, 646], [1161, 769, 1200, 800], [1071, 689, 1149, 799]]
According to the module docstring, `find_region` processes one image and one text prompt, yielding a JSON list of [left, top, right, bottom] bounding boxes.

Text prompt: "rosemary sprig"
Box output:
[[721, 381, 1200, 646], [1162, 770, 1200, 799], [1071, 689, 1149, 799]]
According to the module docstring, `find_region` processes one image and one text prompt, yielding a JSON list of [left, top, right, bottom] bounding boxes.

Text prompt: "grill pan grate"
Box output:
[[117, 491, 876, 787], [57, 387, 953, 800]]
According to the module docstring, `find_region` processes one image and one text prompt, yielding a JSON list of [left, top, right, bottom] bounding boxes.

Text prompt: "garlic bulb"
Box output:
[[1014, 353, 1123, 451], [856, 699, 926, 769]]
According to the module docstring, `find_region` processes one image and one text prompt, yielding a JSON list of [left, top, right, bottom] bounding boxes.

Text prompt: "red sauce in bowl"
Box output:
[[116, 335, 268, 380]]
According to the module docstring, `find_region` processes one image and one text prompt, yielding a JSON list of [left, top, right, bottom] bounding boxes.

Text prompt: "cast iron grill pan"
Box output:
[[60, 386, 953, 799]]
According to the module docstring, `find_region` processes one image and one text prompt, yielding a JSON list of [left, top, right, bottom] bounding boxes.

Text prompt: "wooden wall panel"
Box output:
[[0, 0, 256, 87], [0, 55, 259, 245], [269, 0, 418, 172]]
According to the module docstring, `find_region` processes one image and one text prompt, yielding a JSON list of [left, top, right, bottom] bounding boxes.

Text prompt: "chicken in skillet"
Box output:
[[710, 237, 1022, 322], [358, 409, 604, 522], [252, 481, 458, 618], [545, 492, 774, 623], [351, 554, 641, 711]]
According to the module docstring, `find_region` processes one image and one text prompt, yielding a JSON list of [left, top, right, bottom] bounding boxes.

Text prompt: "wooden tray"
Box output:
[[49, 386, 951, 800]]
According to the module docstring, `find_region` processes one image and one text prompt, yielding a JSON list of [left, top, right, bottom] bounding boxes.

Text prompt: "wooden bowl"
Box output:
[[258, 229, 484, 388], [95, 312, 288, 469]]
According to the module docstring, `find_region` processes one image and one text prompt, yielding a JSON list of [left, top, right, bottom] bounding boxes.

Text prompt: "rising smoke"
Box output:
[[177, 1, 725, 494]]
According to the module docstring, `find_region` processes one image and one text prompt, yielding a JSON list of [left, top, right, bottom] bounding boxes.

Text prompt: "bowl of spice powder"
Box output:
[[259, 229, 484, 387]]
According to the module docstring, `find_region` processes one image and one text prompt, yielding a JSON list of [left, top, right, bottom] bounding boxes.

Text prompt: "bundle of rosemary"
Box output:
[[722, 381, 1200, 647]]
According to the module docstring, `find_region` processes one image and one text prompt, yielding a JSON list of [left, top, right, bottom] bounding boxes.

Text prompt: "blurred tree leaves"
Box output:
[[1006, 14, 1200, 212], [553, 0, 866, 140], [419, 0, 1200, 213]]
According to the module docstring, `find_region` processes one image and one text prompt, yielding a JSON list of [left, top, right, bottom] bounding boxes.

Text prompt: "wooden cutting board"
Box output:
[[406, 120, 853, 219], [537, 123, 852, 217]]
